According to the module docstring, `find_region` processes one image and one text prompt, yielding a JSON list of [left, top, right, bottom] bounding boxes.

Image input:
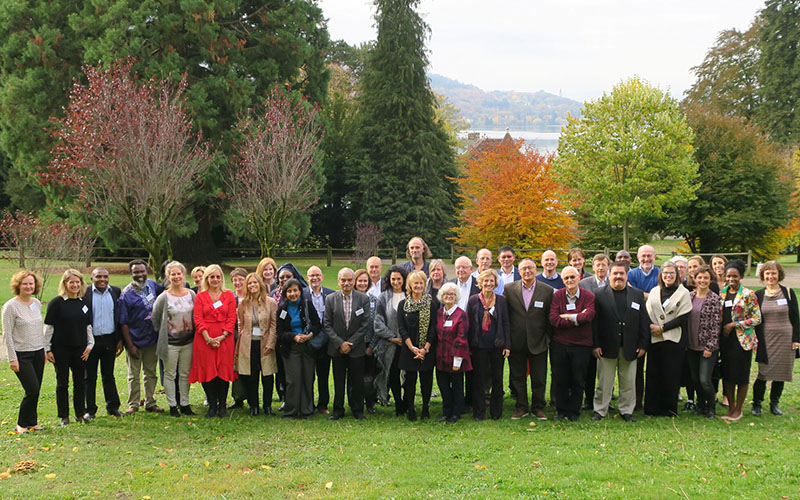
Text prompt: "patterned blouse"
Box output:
[[720, 284, 762, 351]]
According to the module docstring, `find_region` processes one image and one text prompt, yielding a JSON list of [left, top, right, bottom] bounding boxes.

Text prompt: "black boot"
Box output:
[[751, 402, 762, 417], [770, 402, 783, 416], [204, 383, 217, 418]]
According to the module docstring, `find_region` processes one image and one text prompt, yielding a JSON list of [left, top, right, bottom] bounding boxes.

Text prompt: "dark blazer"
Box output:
[[593, 285, 650, 361], [466, 294, 510, 350], [754, 285, 800, 363], [503, 280, 554, 354], [302, 286, 334, 321], [447, 277, 480, 302], [276, 297, 322, 357], [323, 290, 371, 358], [397, 297, 439, 371], [83, 285, 122, 342]]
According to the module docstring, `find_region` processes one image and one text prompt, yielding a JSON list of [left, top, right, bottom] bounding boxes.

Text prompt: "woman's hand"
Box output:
[[9, 360, 19, 372], [702, 349, 712, 359], [650, 324, 663, 336], [81, 347, 91, 361], [45, 352, 55, 364], [722, 322, 735, 336], [502, 349, 510, 358], [390, 337, 403, 346]]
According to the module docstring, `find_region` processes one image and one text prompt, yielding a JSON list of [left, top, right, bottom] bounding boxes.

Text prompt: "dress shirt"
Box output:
[[521, 280, 536, 310], [456, 277, 473, 311], [565, 287, 580, 325], [368, 280, 381, 299], [91, 285, 115, 336], [309, 288, 325, 322], [343, 292, 352, 329]]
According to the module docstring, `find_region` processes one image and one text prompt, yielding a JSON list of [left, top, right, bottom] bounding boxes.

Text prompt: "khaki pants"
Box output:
[[593, 355, 636, 416], [164, 344, 193, 407], [127, 345, 158, 410]]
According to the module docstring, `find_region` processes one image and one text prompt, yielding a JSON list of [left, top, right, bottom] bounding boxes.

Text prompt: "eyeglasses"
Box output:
[[661, 271, 677, 276], [562, 275, 578, 280]]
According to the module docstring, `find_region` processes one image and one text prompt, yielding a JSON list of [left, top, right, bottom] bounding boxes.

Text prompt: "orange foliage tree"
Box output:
[[452, 139, 575, 249]]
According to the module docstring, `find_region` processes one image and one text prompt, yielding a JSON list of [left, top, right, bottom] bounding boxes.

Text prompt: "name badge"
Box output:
[[212, 300, 223, 309], [662, 299, 670, 309], [279, 310, 287, 320], [631, 302, 640, 311], [489, 306, 495, 315], [82, 305, 89, 314], [146, 293, 155, 303], [28, 302, 38, 311], [534, 301, 544, 309], [777, 298, 788, 306], [566, 303, 576, 311], [252, 327, 262, 337], [453, 356, 463, 368], [444, 320, 453, 328], [355, 308, 364, 317], [724, 300, 733, 308]]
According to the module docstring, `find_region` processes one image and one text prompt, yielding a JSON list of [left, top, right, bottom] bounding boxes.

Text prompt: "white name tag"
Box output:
[[777, 298, 788, 306], [631, 302, 640, 311], [146, 293, 155, 302], [252, 327, 262, 337], [453, 356, 463, 368], [489, 306, 495, 315], [29, 302, 38, 311], [355, 308, 364, 317], [82, 305, 89, 314], [279, 310, 287, 319], [724, 300, 733, 308], [662, 299, 670, 309], [212, 300, 223, 309], [534, 301, 544, 309], [444, 320, 453, 328], [566, 303, 576, 311]]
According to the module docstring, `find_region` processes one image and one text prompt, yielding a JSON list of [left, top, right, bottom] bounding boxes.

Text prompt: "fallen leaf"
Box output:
[[157, 462, 167, 467], [243, 468, 253, 474], [325, 481, 333, 489], [45, 473, 57, 479], [203, 461, 209, 467], [182, 474, 188, 479], [143, 496, 151, 500], [261, 465, 271, 470], [0, 469, 11, 479], [72, 447, 78, 452]]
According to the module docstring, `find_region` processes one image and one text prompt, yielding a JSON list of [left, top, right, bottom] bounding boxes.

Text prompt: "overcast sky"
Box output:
[[318, 0, 763, 102]]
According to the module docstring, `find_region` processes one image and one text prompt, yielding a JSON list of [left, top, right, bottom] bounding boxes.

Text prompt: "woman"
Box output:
[[189, 264, 237, 418], [373, 266, 407, 413], [152, 261, 196, 417], [44, 269, 94, 426], [644, 262, 692, 417], [230, 268, 247, 300], [3, 271, 46, 433], [190, 266, 206, 293], [711, 255, 728, 291], [568, 248, 592, 280], [235, 273, 278, 417], [276, 278, 322, 419], [227, 267, 248, 410], [686, 265, 722, 418], [719, 260, 761, 421], [434, 282, 471, 423], [467, 269, 510, 421], [752, 261, 799, 416], [270, 263, 308, 303], [397, 270, 438, 421], [425, 259, 447, 298], [355, 268, 379, 414], [256, 258, 279, 295]]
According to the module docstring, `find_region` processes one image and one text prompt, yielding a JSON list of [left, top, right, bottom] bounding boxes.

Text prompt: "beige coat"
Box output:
[[235, 296, 278, 376]]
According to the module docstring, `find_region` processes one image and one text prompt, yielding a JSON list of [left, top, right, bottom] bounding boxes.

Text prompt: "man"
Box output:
[[579, 253, 610, 409], [449, 256, 480, 312], [626, 244, 659, 409], [591, 261, 650, 422], [304, 265, 335, 415], [401, 237, 431, 276], [549, 266, 595, 421], [614, 250, 632, 271], [84, 267, 123, 418], [118, 259, 164, 414], [503, 258, 554, 420], [497, 245, 521, 292], [323, 268, 371, 420], [471, 248, 493, 279], [366, 256, 383, 298], [537, 250, 565, 290]]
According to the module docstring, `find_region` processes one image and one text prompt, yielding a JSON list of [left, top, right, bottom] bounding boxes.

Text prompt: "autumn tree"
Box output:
[[46, 61, 213, 270], [224, 87, 323, 257], [553, 77, 698, 250], [453, 138, 574, 249]]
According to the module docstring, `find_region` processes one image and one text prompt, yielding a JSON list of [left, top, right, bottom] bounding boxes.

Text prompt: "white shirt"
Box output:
[[368, 280, 381, 299], [457, 277, 473, 311]]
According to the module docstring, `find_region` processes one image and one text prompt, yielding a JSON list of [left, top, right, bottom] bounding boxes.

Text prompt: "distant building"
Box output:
[[463, 129, 514, 157]]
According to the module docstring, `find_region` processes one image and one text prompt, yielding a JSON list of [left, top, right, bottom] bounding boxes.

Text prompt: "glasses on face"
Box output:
[[661, 271, 677, 276], [442, 292, 456, 297], [455, 265, 470, 270], [562, 275, 578, 281]]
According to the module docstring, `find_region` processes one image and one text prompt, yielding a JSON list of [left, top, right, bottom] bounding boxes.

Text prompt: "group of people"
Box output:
[[2, 238, 798, 433]]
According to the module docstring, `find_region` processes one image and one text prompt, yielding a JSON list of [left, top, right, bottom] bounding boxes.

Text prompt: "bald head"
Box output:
[[476, 248, 492, 273], [636, 245, 656, 272], [307, 265, 323, 291], [541, 250, 558, 276], [366, 256, 382, 283]]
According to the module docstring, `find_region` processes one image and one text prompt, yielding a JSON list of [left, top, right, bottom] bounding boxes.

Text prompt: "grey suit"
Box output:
[[579, 275, 609, 294], [503, 279, 554, 413], [578, 275, 608, 407]]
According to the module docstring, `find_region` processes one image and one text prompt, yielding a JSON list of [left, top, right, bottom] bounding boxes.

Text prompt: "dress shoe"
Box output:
[[109, 409, 123, 417], [169, 407, 181, 417], [437, 416, 448, 422], [591, 412, 603, 421], [228, 401, 244, 410], [621, 413, 635, 422], [217, 407, 229, 418], [705, 412, 716, 419], [328, 413, 343, 421], [568, 414, 580, 422], [250, 407, 260, 417], [473, 415, 485, 422], [407, 410, 417, 422], [318, 408, 330, 415], [582, 402, 592, 411], [179, 406, 196, 416], [533, 409, 547, 420], [770, 403, 783, 416], [205, 407, 217, 418], [124, 407, 138, 415], [263, 407, 276, 416], [367, 406, 377, 415], [420, 408, 430, 420], [446, 416, 459, 424], [59, 418, 70, 427], [354, 414, 366, 420], [511, 410, 529, 420], [553, 413, 566, 421], [751, 404, 762, 417], [145, 405, 164, 413]]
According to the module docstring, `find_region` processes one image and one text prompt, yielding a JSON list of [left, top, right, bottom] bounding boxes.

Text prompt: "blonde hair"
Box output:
[[201, 264, 228, 292], [190, 265, 206, 276], [405, 271, 427, 294], [10, 270, 43, 296], [478, 268, 499, 289], [256, 258, 278, 282], [165, 261, 186, 277], [58, 269, 86, 298]]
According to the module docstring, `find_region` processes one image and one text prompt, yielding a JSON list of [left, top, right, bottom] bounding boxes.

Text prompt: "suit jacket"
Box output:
[[503, 280, 554, 354], [323, 290, 371, 357], [467, 294, 511, 350], [579, 275, 608, 294], [754, 285, 800, 363], [302, 286, 334, 322], [83, 285, 122, 342], [592, 285, 650, 361]]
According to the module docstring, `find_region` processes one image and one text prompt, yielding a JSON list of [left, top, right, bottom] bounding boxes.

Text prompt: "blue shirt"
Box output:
[[118, 279, 160, 347], [91, 285, 115, 336], [288, 299, 303, 334], [536, 272, 565, 290], [627, 266, 660, 293]]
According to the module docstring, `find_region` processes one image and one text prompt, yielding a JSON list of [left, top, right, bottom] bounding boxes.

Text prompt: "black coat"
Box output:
[[592, 286, 650, 361], [397, 297, 439, 371], [754, 285, 800, 363], [276, 298, 322, 357], [466, 294, 511, 351]]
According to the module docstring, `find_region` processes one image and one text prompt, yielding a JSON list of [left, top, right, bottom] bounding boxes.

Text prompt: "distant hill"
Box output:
[[429, 74, 583, 132]]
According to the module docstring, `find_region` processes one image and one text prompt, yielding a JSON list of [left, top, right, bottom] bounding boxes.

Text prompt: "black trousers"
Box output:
[[753, 379, 784, 405], [241, 338, 275, 410], [51, 345, 87, 419], [509, 349, 547, 412], [686, 349, 718, 414], [13, 349, 45, 427], [364, 353, 378, 408], [389, 348, 405, 414], [472, 348, 504, 419], [283, 345, 316, 417], [85, 334, 120, 415], [644, 341, 684, 416], [274, 348, 286, 401], [436, 369, 464, 418], [584, 355, 597, 407], [201, 377, 229, 409], [636, 354, 645, 410], [404, 368, 434, 414], [315, 351, 331, 410], [332, 355, 365, 417], [550, 342, 592, 418]]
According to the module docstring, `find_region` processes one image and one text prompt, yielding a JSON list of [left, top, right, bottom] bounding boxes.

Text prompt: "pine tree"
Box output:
[[355, 0, 458, 255]]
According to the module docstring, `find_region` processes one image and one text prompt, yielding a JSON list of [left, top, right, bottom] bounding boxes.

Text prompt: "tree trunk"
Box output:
[[622, 220, 629, 251]]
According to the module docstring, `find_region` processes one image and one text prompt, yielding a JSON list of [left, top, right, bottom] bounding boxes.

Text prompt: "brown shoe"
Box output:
[[145, 405, 164, 413], [510, 410, 529, 420], [533, 409, 548, 420], [124, 406, 138, 415], [318, 408, 330, 415]]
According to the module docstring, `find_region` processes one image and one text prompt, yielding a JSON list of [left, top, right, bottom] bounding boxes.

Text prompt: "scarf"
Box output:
[[479, 292, 496, 333], [403, 293, 432, 346]]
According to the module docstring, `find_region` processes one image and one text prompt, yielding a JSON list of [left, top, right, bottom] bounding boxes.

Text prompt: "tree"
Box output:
[[453, 138, 575, 249], [45, 61, 213, 270], [757, 0, 800, 145], [355, 0, 459, 255], [224, 86, 323, 257], [553, 77, 698, 251], [665, 105, 795, 257]]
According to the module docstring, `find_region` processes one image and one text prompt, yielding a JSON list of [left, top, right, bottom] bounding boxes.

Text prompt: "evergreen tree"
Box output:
[[355, 0, 458, 255]]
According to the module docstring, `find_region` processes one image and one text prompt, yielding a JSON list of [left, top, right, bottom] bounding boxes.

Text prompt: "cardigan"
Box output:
[[466, 294, 510, 350], [754, 285, 800, 363], [548, 287, 595, 347], [152, 289, 196, 362], [235, 296, 278, 376], [435, 306, 472, 372], [645, 285, 692, 344], [688, 289, 722, 352]]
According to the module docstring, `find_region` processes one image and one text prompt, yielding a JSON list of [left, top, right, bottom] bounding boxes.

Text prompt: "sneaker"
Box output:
[[511, 410, 529, 420], [683, 401, 696, 412]]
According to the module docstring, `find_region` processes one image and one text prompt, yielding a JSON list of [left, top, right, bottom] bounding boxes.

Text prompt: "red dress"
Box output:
[[189, 290, 238, 383]]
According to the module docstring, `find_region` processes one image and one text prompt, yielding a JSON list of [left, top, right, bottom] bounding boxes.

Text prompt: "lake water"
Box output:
[[459, 129, 561, 153]]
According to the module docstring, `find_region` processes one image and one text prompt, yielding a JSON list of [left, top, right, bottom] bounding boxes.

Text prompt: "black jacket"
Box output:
[[276, 297, 322, 357], [467, 294, 511, 351], [592, 285, 650, 361], [83, 285, 122, 342]]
